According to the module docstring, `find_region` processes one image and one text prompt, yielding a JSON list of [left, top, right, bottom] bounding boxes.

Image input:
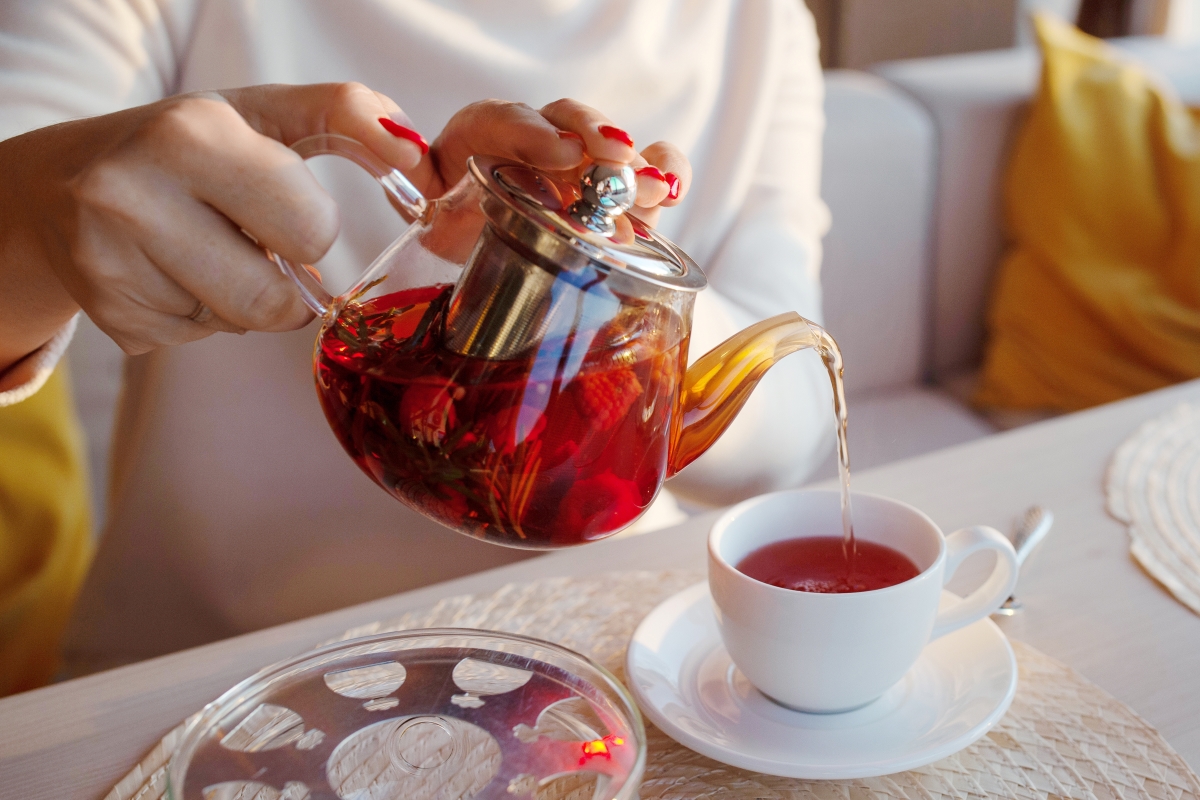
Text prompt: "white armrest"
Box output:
[[821, 70, 936, 395], [1114, 36, 1200, 101], [872, 47, 1040, 378]]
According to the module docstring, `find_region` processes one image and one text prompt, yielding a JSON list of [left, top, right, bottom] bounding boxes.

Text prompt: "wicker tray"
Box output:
[[107, 571, 1200, 800]]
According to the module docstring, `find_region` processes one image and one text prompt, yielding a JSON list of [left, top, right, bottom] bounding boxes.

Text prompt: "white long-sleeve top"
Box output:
[[0, 0, 833, 668]]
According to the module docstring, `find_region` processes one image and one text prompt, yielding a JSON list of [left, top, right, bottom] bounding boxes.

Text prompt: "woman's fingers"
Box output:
[[148, 97, 340, 271], [59, 206, 218, 353], [636, 141, 690, 207], [632, 164, 671, 208], [135, 84, 434, 337], [62, 92, 327, 345], [426, 97, 688, 220], [539, 99, 638, 164], [139, 189, 316, 333], [421, 100, 587, 192]]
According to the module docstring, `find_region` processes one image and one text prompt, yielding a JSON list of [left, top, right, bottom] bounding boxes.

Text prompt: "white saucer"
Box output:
[[625, 582, 1017, 779]]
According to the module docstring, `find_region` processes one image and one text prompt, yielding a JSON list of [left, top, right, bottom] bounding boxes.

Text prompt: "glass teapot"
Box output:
[[273, 134, 838, 549]]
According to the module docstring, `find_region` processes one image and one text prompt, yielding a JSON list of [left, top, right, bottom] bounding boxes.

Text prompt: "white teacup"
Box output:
[[708, 489, 1019, 713]]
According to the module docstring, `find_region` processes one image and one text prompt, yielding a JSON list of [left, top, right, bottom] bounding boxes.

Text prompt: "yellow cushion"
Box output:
[[0, 366, 93, 695], [975, 14, 1200, 412]]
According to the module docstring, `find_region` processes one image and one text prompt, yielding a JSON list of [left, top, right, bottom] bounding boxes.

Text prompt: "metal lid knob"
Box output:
[[441, 156, 703, 361], [567, 162, 637, 236]]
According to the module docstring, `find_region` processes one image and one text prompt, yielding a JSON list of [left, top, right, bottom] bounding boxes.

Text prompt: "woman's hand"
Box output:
[[416, 98, 690, 226], [0, 84, 689, 371], [0, 83, 429, 367]]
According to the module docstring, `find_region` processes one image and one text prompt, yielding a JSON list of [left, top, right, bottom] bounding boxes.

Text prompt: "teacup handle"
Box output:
[[267, 134, 428, 318], [930, 526, 1019, 641]]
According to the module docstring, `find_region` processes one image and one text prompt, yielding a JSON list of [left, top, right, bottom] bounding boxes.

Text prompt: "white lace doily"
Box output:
[[1107, 402, 1200, 615]]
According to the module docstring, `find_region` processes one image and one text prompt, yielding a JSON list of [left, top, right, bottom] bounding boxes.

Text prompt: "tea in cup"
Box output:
[[707, 489, 1019, 713]]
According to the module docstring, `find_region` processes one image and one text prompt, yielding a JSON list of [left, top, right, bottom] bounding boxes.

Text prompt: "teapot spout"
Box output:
[[667, 311, 846, 475]]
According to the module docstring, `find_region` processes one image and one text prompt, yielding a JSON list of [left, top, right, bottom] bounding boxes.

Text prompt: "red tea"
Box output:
[[315, 284, 685, 548], [736, 537, 920, 593]]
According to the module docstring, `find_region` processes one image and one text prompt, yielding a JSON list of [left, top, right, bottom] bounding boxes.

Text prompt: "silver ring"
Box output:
[[187, 300, 213, 324]]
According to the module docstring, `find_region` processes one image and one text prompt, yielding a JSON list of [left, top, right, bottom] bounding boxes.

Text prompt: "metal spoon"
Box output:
[[992, 505, 1054, 616]]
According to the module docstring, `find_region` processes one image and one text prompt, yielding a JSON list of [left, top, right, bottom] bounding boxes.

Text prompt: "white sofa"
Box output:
[[810, 35, 1200, 481], [66, 36, 1200, 526]]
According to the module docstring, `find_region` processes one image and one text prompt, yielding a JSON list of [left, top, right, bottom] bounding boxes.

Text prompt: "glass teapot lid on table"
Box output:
[[167, 629, 646, 800]]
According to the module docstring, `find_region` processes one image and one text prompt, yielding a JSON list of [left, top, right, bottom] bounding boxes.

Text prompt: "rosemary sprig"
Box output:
[[347, 276, 387, 304]]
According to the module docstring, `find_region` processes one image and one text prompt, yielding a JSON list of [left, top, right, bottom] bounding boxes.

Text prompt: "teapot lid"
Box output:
[[166, 629, 646, 799], [467, 156, 707, 293]]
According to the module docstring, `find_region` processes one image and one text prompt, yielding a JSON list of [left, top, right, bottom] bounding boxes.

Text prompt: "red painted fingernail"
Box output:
[[664, 172, 681, 200], [598, 125, 634, 147], [635, 166, 668, 183], [557, 130, 585, 145], [379, 117, 429, 154]]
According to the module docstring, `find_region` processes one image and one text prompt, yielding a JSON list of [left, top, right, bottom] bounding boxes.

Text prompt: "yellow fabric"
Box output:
[[0, 366, 93, 696], [975, 14, 1200, 412]]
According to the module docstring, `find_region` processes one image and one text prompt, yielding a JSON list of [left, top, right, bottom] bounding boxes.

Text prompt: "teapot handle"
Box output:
[[267, 134, 428, 318]]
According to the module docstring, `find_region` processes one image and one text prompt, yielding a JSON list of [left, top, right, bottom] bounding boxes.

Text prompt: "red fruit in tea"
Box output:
[[478, 403, 547, 455], [573, 367, 643, 430], [397, 381, 464, 445], [555, 472, 645, 541], [736, 536, 920, 594], [315, 284, 681, 548]]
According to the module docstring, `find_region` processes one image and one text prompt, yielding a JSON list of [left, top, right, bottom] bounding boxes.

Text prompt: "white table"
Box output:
[[4, 380, 1200, 800]]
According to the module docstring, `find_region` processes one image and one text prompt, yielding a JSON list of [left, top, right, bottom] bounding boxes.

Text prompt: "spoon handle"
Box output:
[[1011, 506, 1054, 565], [994, 507, 1054, 616]]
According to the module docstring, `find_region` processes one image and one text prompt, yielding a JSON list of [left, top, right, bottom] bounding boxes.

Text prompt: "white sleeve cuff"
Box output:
[[0, 314, 80, 407]]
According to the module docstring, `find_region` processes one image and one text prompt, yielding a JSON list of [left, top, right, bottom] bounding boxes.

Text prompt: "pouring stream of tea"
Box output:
[[811, 331, 855, 558]]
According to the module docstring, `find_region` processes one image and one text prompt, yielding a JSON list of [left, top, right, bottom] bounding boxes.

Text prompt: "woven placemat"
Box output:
[[1108, 402, 1200, 615], [106, 571, 1200, 800]]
